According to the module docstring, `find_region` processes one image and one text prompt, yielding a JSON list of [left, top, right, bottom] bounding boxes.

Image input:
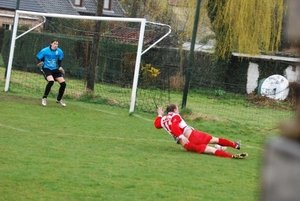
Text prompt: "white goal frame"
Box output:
[[4, 10, 171, 113]]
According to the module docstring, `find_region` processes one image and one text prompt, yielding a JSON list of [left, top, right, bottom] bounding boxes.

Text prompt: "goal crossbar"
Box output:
[[4, 10, 171, 113]]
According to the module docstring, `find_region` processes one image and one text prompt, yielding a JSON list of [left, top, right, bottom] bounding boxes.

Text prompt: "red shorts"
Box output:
[[188, 130, 212, 145], [183, 130, 213, 153]]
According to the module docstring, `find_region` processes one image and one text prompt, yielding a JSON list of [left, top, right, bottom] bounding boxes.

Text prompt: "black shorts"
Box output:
[[41, 68, 63, 80]]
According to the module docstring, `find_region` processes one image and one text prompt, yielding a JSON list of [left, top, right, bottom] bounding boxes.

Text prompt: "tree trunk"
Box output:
[[86, 0, 103, 91]]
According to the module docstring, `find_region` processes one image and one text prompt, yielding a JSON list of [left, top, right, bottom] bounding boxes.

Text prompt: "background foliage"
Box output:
[[1, 30, 137, 85], [1, 29, 297, 97]]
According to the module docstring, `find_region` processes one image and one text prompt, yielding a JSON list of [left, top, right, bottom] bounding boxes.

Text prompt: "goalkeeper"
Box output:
[[36, 38, 66, 107], [154, 104, 248, 159]]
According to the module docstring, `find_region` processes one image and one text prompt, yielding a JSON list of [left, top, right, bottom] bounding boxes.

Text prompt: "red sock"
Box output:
[[214, 150, 233, 158], [218, 138, 236, 148]]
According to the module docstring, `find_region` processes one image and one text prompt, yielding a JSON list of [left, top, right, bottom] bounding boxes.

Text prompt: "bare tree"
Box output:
[[86, 0, 104, 91]]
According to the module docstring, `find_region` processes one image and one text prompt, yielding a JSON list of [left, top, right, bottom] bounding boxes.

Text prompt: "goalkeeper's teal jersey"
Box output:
[[36, 46, 64, 70]]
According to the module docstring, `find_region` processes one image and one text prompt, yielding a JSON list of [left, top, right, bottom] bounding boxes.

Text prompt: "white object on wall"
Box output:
[[260, 74, 290, 100]]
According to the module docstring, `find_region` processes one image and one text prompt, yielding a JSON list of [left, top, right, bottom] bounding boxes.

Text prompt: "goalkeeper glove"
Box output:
[[37, 61, 44, 67], [58, 67, 65, 75]]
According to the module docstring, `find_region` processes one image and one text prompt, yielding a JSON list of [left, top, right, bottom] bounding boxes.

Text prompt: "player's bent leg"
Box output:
[[204, 146, 233, 158], [211, 137, 240, 149], [57, 82, 66, 100], [46, 75, 55, 82], [55, 77, 65, 83], [183, 142, 206, 153], [188, 130, 213, 145], [214, 150, 234, 158], [56, 81, 66, 107], [41, 80, 54, 106], [43, 80, 54, 99], [183, 143, 244, 159], [208, 137, 219, 144]]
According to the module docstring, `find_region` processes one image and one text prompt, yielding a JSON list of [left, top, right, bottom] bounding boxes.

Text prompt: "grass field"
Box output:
[[0, 52, 291, 201], [1, 53, 292, 200], [0, 90, 274, 201]]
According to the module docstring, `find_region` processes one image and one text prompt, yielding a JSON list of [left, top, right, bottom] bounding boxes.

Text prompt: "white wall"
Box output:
[[246, 62, 259, 94], [284, 66, 300, 82]]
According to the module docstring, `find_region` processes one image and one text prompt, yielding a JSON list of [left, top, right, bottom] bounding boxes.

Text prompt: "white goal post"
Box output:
[[4, 10, 171, 113]]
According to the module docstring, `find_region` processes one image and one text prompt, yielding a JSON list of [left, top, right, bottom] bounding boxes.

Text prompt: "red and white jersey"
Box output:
[[154, 112, 192, 142]]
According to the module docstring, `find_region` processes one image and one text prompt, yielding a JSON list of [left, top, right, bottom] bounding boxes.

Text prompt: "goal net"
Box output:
[[2, 10, 171, 113]]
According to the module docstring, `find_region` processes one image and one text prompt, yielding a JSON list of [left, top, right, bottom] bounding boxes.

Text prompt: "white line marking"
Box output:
[[245, 144, 264, 151], [94, 109, 117, 115], [42, 132, 171, 142], [0, 123, 29, 132], [78, 106, 118, 115], [0, 122, 171, 143], [0, 111, 265, 150], [132, 114, 153, 121]]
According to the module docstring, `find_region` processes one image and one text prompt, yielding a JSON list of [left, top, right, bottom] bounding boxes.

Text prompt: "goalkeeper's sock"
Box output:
[[57, 82, 66, 101], [218, 138, 236, 148], [214, 150, 233, 158], [43, 81, 54, 98]]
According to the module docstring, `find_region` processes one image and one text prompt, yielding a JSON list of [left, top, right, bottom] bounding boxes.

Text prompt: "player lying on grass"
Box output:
[[154, 104, 248, 159]]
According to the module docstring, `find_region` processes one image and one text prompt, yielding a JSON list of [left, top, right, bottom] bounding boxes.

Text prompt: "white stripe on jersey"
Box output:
[[160, 112, 189, 142]]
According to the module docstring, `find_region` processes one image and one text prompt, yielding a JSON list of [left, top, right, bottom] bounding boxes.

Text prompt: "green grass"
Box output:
[[0, 92, 268, 201], [0, 55, 293, 200], [0, 54, 4, 67]]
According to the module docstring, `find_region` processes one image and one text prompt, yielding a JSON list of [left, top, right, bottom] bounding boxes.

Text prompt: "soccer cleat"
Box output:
[[56, 100, 66, 107], [235, 140, 241, 150], [42, 98, 47, 106], [232, 153, 248, 159]]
